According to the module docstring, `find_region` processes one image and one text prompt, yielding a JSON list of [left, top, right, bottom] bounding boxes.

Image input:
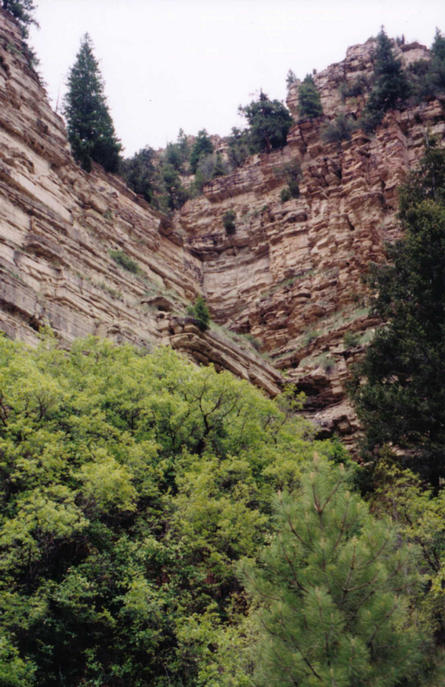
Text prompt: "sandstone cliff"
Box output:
[[176, 38, 445, 441], [0, 10, 281, 395], [1, 10, 444, 441]]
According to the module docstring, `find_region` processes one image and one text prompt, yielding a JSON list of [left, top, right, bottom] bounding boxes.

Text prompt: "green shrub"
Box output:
[[343, 330, 360, 348], [109, 249, 140, 274], [223, 210, 236, 234], [187, 296, 210, 331], [322, 114, 357, 143], [280, 187, 291, 203]]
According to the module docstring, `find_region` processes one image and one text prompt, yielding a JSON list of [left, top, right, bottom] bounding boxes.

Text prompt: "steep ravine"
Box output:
[[0, 9, 444, 441]]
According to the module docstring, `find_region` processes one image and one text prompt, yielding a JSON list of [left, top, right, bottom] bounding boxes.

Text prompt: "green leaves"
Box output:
[[0, 335, 317, 684]]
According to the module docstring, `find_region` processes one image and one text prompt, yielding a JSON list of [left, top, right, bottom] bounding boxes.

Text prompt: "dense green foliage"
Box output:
[[119, 146, 157, 204], [409, 29, 445, 101], [361, 29, 410, 132], [187, 296, 211, 331], [241, 457, 434, 687], [0, 336, 325, 685], [64, 34, 122, 173], [238, 91, 293, 154], [351, 143, 445, 488], [227, 127, 251, 168], [121, 129, 224, 211], [370, 458, 445, 646], [298, 74, 323, 120], [1, 0, 36, 37], [190, 129, 214, 174]]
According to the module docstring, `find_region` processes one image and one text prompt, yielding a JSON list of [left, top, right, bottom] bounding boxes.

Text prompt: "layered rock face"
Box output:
[[1, 10, 444, 439], [176, 39, 445, 440], [0, 10, 281, 395]]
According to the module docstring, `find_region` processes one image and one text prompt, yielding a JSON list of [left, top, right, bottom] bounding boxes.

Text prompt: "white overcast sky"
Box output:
[[29, 0, 444, 156]]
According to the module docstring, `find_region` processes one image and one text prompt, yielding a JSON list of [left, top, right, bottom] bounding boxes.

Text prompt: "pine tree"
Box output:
[[361, 29, 410, 132], [298, 74, 323, 120], [64, 34, 121, 173], [351, 143, 445, 488], [241, 457, 433, 687], [239, 91, 293, 153], [189, 129, 214, 174]]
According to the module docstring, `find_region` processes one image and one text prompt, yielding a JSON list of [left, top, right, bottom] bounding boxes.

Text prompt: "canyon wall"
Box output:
[[177, 39, 445, 441], [1, 10, 444, 440], [0, 10, 281, 395]]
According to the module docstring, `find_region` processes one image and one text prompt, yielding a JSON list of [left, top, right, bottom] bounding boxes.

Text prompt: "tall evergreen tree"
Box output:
[[238, 91, 293, 153], [298, 74, 323, 120], [351, 143, 445, 488], [240, 457, 433, 687], [361, 29, 410, 132], [64, 34, 121, 173], [189, 129, 214, 174]]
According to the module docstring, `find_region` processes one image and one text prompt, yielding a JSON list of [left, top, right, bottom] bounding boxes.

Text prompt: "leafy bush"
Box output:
[[109, 249, 140, 273], [280, 187, 291, 202], [223, 210, 236, 234], [187, 295, 210, 331], [0, 336, 321, 685], [120, 146, 156, 203], [298, 74, 323, 119], [343, 330, 360, 348], [322, 113, 357, 143], [227, 127, 251, 168]]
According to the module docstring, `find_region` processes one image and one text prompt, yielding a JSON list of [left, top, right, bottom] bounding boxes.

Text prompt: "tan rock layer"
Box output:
[[1, 11, 444, 440]]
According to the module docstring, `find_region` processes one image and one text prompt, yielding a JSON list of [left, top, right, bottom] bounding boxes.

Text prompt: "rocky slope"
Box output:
[[0, 9, 280, 395], [0, 10, 444, 441], [177, 38, 445, 440]]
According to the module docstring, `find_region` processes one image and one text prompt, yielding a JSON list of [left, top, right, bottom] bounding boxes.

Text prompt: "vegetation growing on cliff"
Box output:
[[351, 143, 445, 489], [361, 28, 410, 131], [64, 34, 122, 174], [1, 0, 36, 37], [298, 74, 323, 119], [238, 91, 293, 154]]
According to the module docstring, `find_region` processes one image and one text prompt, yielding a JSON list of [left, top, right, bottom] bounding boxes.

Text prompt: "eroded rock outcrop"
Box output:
[[1, 11, 444, 440], [175, 38, 445, 441], [0, 10, 281, 395]]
